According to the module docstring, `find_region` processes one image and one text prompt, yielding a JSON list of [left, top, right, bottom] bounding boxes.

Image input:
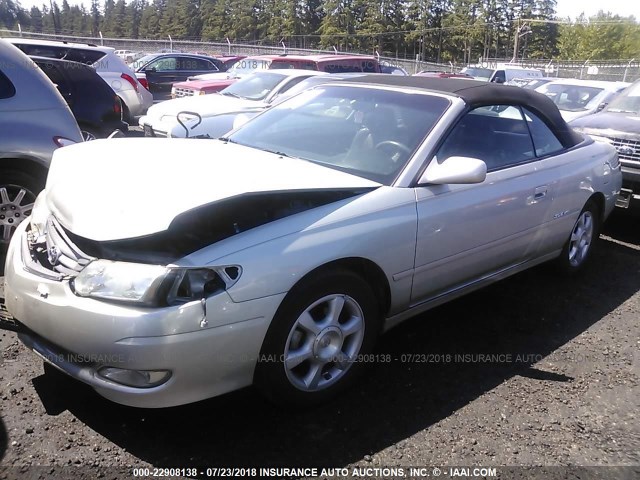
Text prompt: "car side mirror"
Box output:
[[492, 77, 504, 84], [596, 102, 607, 113], [418, 156, 487, 185], [144, 66, 156, 73]]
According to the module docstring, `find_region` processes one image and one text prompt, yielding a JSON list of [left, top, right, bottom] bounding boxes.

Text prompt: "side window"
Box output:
[[37, 61, 72, 99], [147, 57, 176, 71], [13, 44, 66, 59], [492, 70, 506, 83], [362, 60, 378, 73], [275, 76, 306, 96], [62, 49, 105, 66], [436, 105, 535, 171], [0, 70, 16, 99], [522, 108, 564, 157], [178, 58, 217, 71]]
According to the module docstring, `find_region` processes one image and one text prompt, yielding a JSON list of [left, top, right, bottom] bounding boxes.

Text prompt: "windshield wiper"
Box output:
[[259, 147, 296, 158], [218, 138, 295, 159], [608, 109, 638, 114], [222, 92, 241, 98]]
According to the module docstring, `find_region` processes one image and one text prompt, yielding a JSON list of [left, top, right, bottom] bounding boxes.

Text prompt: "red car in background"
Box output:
[[171, 55, 275, 98], [171, 78, 237, 97], [269, 54, 381, 73]]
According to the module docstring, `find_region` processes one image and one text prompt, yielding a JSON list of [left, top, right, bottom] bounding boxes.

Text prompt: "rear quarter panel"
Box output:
[[540, 139, 620, 253]]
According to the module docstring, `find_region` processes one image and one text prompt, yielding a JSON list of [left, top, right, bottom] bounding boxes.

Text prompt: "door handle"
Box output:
[[534, 186, 548, 200]]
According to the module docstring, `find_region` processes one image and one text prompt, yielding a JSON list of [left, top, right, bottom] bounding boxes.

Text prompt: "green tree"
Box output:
[[557, 12, 640, 60], [139, 0, 165, 37], [90, 0, 100, 35], [29, 5, 44, 32]]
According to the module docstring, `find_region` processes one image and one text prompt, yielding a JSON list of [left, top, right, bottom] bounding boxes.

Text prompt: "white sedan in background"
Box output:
[[138, 70, 327, 138], [535, 78, 629, 122]]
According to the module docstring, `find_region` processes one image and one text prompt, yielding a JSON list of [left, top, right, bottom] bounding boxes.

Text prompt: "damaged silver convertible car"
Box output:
[[4, 77, 622, 408]]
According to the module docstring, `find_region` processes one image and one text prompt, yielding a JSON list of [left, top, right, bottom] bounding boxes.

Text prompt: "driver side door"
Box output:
[[410, 105, 557, 304]]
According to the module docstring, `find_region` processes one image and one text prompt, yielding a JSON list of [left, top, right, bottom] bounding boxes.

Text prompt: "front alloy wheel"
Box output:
[[284, 293, 365, 392], [255, 269, 380, 406]]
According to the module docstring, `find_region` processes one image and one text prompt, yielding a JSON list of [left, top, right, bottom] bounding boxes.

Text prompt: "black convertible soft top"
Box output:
[[342, 75, 583, 148]]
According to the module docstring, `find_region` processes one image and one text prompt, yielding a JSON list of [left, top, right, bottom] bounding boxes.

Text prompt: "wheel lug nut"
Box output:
[[15, 213, 20, 217], [10, 206, 16, 210], [8, 218, 14, 224], [0, 215, 4, 220]]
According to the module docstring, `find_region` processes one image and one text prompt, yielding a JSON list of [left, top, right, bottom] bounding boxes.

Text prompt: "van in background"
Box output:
[[489, 65, 543, 84]]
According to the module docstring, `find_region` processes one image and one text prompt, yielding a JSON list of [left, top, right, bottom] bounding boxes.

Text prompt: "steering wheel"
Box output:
[[375, 140, 411, 156]]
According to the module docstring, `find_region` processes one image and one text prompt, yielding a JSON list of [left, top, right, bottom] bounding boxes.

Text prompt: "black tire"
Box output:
[[119, 99, 131, 124], [254, 269, 381, 407], [555, 199, 600, 274], [0, 168, 45, 254]]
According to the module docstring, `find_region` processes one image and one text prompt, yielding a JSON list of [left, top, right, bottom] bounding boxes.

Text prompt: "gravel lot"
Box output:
[[0, 209, 638, 479]]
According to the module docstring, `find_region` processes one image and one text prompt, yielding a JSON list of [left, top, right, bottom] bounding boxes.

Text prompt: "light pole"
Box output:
[[511, 21, 531, 64]]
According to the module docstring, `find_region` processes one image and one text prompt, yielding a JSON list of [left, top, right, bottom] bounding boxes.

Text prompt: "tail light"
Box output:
[[121, 73, 140, 93], [53, 137, 76, 147], [138, 77, 149, 91], [114, 96, 122, 116]]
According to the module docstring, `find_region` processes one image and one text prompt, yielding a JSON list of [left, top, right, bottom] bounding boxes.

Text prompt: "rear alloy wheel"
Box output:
[[255, 269, 380, 407], [0, 170, 44, 248], [557, 200, 600, 273]]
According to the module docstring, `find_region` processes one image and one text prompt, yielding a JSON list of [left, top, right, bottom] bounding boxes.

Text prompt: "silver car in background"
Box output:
[[0, 40, 82, 251], [7, 38, 153, 122], [535, 78, 630, 122], [4, 77, 621, 408]]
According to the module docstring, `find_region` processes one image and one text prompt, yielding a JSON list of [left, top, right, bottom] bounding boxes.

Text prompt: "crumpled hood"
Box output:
[[44, 138, 380, 241], [144, 94, 262, 121]]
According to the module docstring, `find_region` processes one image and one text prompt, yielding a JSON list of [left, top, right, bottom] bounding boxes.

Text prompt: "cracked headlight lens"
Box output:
[[71, 260, 242, 307], [72, 260, 168, 305]]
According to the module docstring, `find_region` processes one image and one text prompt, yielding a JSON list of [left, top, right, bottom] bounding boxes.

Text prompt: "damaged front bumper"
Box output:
[[4, 220, 285, 408]]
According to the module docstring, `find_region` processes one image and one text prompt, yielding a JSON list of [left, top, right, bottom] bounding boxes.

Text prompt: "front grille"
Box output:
[[0, 298, 13, 323], [609, 137, 640, 166], [173, 87, 196, 98], [24, 216, 95, 280]]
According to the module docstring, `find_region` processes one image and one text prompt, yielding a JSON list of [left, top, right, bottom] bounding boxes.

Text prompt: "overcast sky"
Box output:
[[15, 0, 640, 21]]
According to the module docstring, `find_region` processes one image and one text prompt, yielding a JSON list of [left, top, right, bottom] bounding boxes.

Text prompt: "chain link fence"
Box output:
[[2, 29, 639, 82]]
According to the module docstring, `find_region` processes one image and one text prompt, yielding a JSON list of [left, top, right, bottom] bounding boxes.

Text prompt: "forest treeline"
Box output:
[[1, 0, 639, 62]]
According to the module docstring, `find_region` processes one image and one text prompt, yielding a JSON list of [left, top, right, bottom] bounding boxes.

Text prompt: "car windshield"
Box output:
[[538, 83, 604, 112], [226, 84, 450, 185], [460, 67, 493, 80], [606, 82, 640, 114], [523, 79, 552, 90], [220, 72, 287, 101]]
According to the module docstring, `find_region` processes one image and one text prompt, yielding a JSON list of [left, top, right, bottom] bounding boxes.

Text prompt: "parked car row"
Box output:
[[140, 70, 329, 138], [7, 37, 153, 122], [1, 36, 626, 410], [0, 41, 83, 253]]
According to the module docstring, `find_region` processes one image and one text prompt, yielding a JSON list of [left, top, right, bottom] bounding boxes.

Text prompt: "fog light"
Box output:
[[97, 367, 171, 388]]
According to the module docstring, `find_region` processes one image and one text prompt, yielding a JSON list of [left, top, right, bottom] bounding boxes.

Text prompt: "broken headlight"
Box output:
[[28, 192, 49, 239], [71, 259, 241, 307]]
